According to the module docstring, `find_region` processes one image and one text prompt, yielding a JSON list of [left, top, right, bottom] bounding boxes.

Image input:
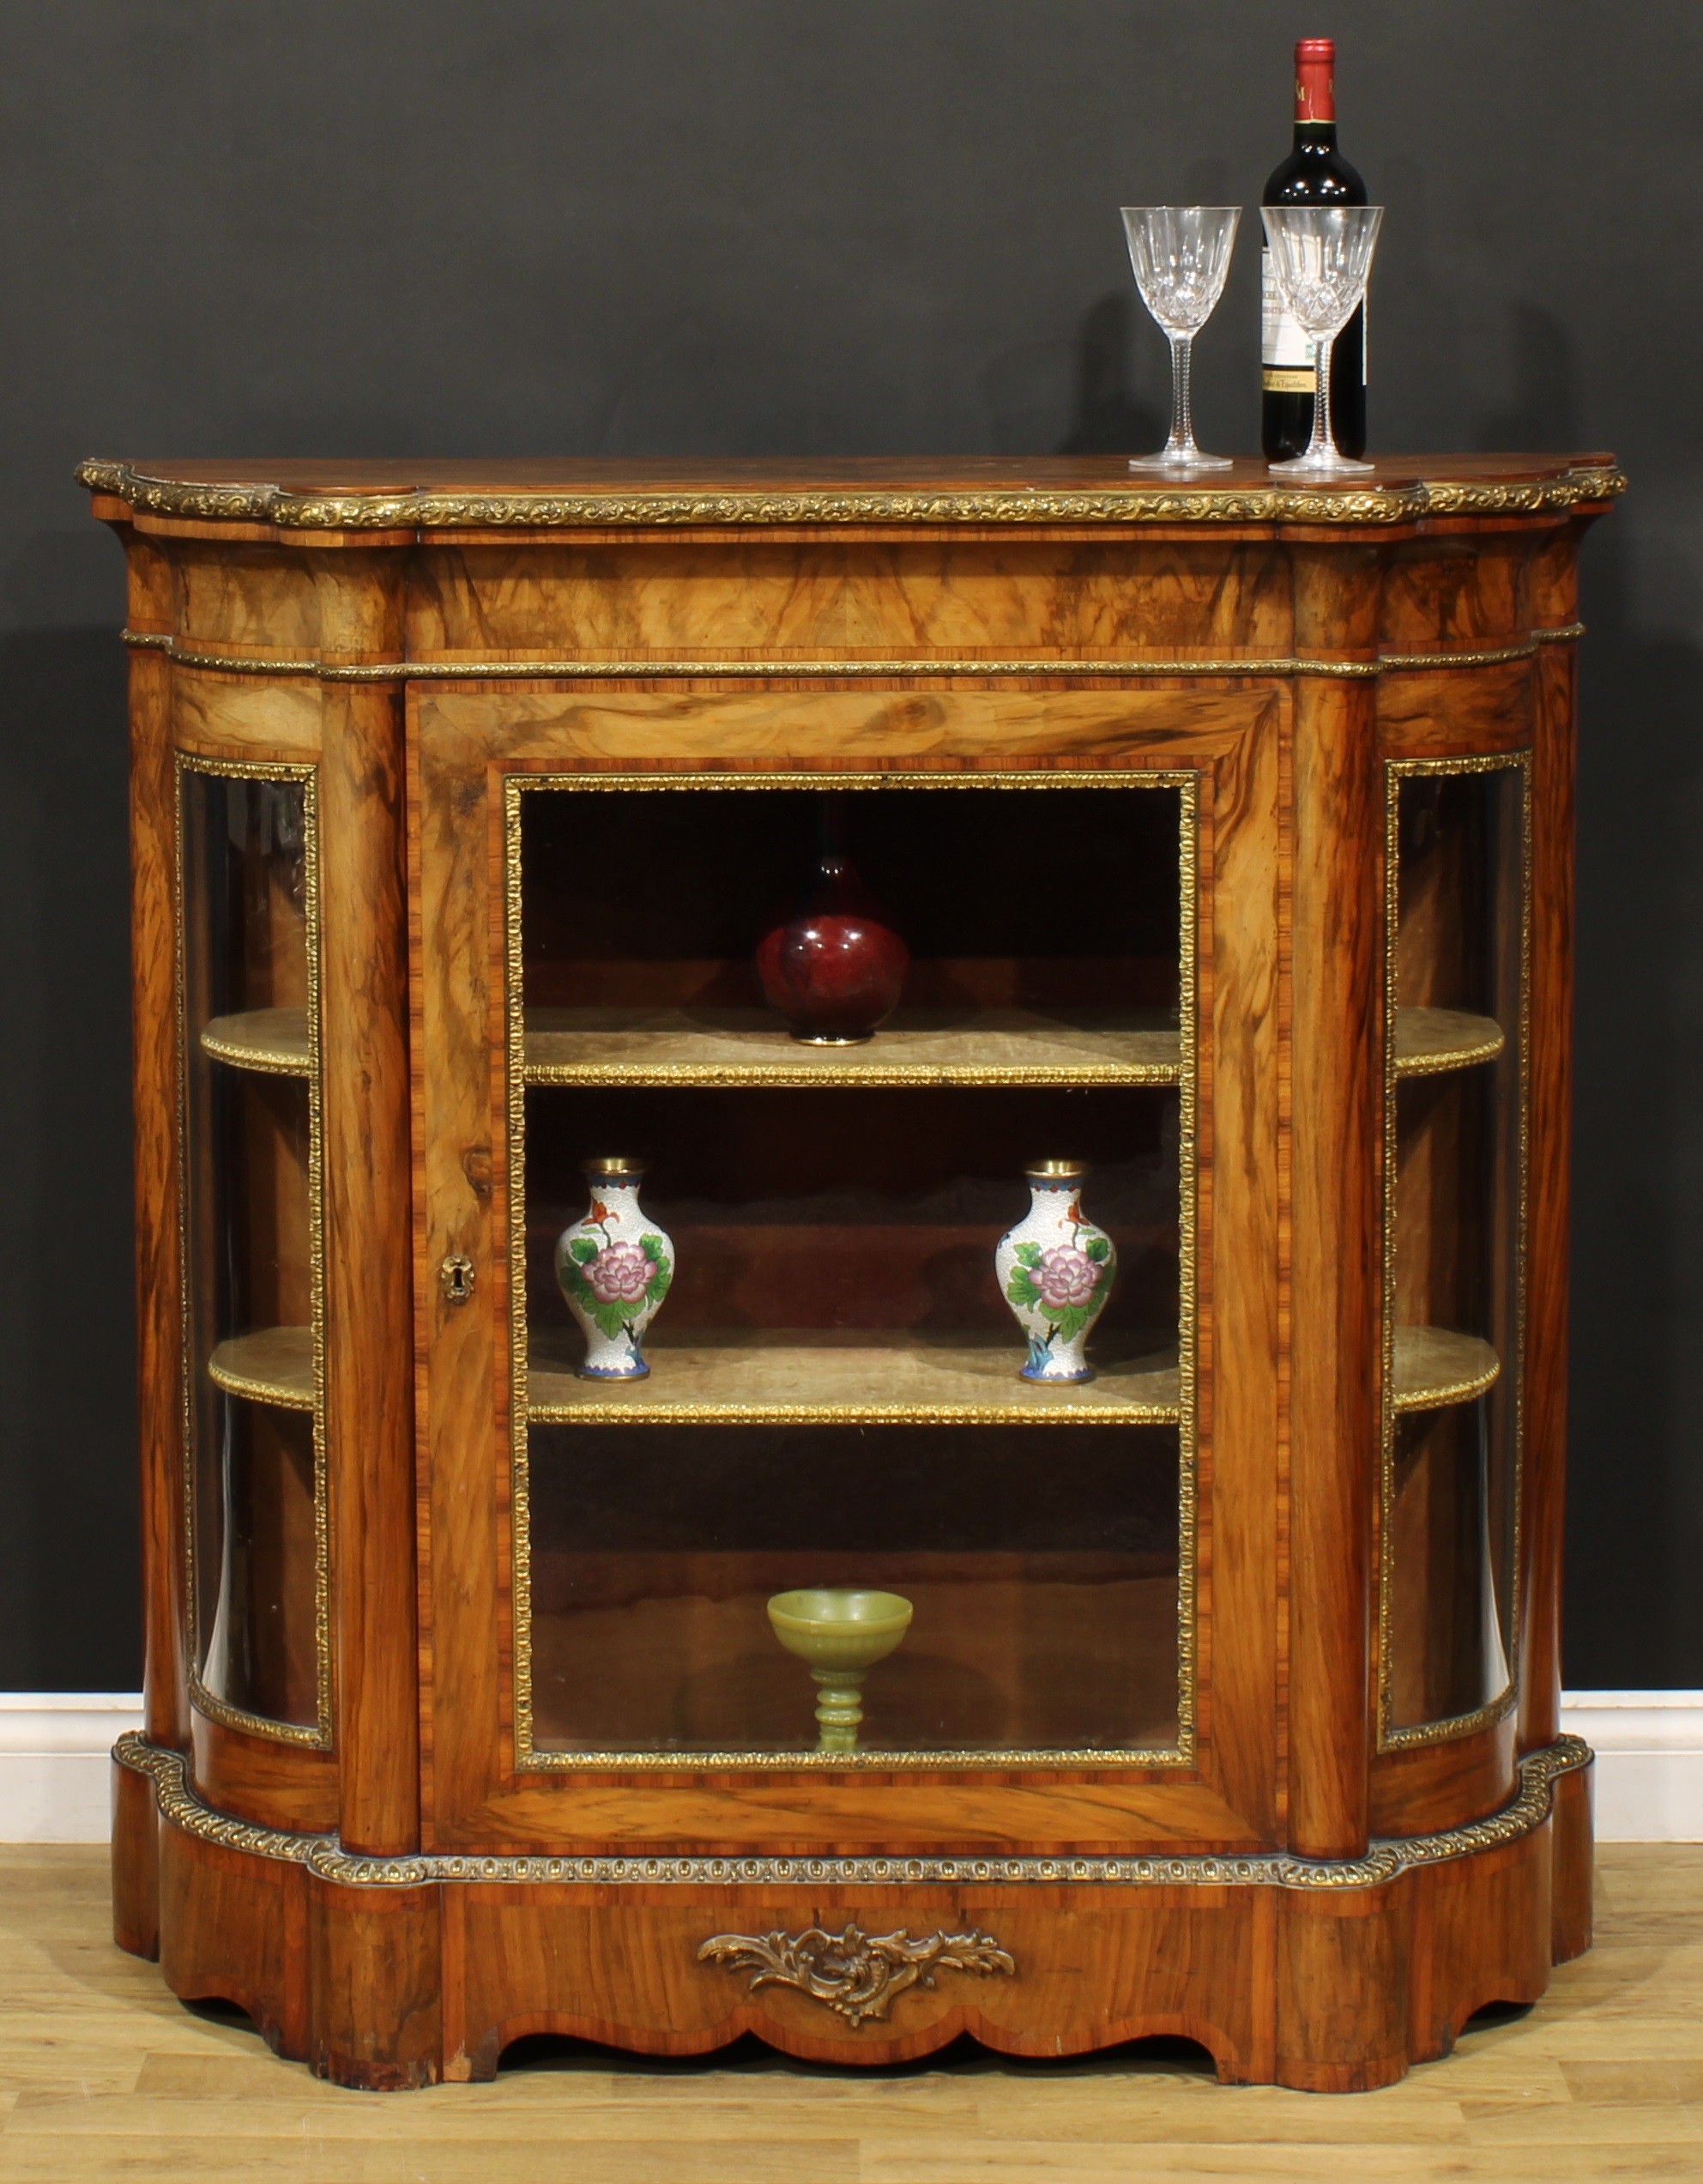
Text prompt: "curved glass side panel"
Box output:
[[178, 759, 329, 1744], [1381, 758, 1528, 1744]]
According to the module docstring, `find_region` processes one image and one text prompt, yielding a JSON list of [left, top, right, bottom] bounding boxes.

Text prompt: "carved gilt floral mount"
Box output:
[[697, 1923, 1017, 2025]]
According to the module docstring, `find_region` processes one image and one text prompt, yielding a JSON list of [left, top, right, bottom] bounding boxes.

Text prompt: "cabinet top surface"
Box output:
[[79, 451, 1621, 534]]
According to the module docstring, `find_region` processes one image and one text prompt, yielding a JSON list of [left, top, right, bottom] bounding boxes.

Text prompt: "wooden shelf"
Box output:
[[521, 1004, 1181, 1086], [200, 1009, 311, 1076], [207, 1326, 316, 1411], [1392, 1325, 1500, 1413], [1393, 1007, 1505, 1079], [527, 1329, 1181, 1425], [198, 1001, 1501, 1090], [198, 1001, 1181, 1087]]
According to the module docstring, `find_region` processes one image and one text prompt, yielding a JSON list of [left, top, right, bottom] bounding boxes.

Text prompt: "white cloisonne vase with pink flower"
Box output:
[[554, 1159, 674, 1380], [995, 1159, 1117, 1384]]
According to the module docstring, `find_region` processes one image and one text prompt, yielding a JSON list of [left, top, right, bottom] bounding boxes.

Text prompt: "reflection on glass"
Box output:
[[518, 785, 1184, 1032], [180, 766, 324, 1737], [523, 1083, 1181, 1370], [525, 1424, 1182, 1755], [1385, 762, 1525, 1738], [516, 783, 1193, 1760]]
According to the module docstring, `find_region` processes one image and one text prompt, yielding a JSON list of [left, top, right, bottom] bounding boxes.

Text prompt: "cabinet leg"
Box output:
[[111, 1757, 160, 1960], [1550, 1756, 1595, 1963], [307, 1878, 443, 2089], [1276, 1886, 1411, 2092]]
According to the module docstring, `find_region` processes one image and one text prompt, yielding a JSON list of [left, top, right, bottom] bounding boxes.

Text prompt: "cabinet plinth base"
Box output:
[[111, 1737, 1593, 2093]]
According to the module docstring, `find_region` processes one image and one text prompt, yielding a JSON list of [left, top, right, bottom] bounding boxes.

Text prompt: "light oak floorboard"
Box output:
[[0, 1847, 1696, 2182]]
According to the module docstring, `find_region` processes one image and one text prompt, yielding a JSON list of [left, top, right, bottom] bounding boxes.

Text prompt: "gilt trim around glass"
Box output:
[[1378, 752, 1531, 1751], [175, 753, 333, 1751], [501, 767, 1200, 1771]]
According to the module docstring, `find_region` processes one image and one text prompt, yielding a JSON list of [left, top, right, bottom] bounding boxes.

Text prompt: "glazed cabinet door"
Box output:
[[414, 680, 1284, 1855]]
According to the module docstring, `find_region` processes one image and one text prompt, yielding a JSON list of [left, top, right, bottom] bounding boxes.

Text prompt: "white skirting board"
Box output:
[[1560, 1691, 1703, 1843], [0, 1691, 1697, 1844], [0, 1695, 145, 1843]]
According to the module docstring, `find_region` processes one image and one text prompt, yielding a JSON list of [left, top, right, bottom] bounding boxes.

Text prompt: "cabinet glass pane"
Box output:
[[1384, 761, 1525, 1739], [519, 784, 1181, 1036], [511, 779, 1194, 1764], [526, 1422, 1180, 1755], [179, 764, 327, 1740]]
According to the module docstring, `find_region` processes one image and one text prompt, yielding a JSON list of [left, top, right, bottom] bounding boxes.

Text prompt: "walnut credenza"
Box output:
[[83, 452, 1621, 2090]]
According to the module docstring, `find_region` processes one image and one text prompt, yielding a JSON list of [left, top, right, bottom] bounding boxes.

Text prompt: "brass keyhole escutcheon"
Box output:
[[439, 1254, 476, 1304]]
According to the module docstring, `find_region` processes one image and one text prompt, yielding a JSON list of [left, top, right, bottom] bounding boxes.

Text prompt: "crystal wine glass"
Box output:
[[1259, 203, 1385, 475], [1120, 205, 1241, 472]]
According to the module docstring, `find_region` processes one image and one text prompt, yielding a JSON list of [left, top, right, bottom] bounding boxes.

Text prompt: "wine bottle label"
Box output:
[[1261, 255, 1370, 390], [1260, 249, 1313, 374]]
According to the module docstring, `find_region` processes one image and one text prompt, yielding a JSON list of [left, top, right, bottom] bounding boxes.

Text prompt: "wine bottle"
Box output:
[[1261, 37, 1368, 461]]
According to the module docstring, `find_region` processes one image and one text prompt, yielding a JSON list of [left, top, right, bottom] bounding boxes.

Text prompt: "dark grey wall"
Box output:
[[0, 0, 1694, 1690]]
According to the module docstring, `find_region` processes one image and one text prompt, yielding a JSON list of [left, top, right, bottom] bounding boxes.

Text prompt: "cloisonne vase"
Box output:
[[554, 1159, 674, 1380], [995, 1160, 1117, 1384], [755, 794, 909, 1044]]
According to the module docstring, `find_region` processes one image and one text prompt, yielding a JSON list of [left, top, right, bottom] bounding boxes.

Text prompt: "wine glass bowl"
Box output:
[[1260, 204, 1384, 475], [1120, 205, 1241, 473], [768, 1588, 915, 1754]]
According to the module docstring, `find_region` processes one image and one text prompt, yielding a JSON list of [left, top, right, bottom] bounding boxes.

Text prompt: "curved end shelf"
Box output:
[[200, 1001, 1499, 1090], [1392, 1325, 1500, 1414], [526, 1331, 1182, 1425], [200, 1008, 311, 1076], [1393, 1007, 1505, 1079], [207, 1326, 316, 1411]]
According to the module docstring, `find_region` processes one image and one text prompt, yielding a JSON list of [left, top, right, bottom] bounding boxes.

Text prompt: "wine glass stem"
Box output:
[[1167, 335, 1198, 457], [1307, 334, 1338, 463]]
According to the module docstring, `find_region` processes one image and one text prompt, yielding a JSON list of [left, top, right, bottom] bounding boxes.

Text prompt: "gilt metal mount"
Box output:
[[697, 1921, 1016, 2025]]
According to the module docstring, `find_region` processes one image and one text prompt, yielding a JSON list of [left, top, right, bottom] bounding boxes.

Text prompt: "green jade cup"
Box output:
[[766, 1588, 913, 1755]]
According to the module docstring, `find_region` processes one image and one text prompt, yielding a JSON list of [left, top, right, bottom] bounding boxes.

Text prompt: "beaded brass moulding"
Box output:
[[112, 1728, 1591, 1892], [122, 625, 1586, 685]]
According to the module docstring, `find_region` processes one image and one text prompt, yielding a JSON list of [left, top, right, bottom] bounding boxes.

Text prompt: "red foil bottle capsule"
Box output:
[[755, 796, 909, 1044]]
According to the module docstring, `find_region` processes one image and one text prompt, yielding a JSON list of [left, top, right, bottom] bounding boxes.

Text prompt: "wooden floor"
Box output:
[[0, 1847, 1697, 2181]]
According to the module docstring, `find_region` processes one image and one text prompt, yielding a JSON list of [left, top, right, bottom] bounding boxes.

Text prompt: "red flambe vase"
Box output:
[[755, 798, 909, 1044]]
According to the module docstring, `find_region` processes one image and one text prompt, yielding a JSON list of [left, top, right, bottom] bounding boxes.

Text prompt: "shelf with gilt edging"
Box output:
[[199, 1002, 1506, 1087], [198, 1322, 1495, 1424], [525, 1329, 1182, 1425], [534, 1325, 1496, 1423], [207, 1326, 315, 1410]]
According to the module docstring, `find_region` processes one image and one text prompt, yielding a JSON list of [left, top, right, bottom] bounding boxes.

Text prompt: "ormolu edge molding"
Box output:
[[80, 457, 1626, 531], [119, 628, 1585, 683], [113, 1729, 1590, 1891]]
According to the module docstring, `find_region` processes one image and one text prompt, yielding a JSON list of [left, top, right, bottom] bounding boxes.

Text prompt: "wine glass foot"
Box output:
[[1128, 451, 1235, 473], [1267, 452, 1375, 476]]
